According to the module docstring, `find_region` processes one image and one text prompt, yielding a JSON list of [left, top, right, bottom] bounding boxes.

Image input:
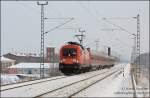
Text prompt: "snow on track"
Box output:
[[1, 76, 66, 91], [72, 63, 135, 97], [1, 68, 112, 97], [38, 68, 120, 97]]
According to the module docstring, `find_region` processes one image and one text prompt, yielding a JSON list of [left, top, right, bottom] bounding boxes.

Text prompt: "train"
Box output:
[[59, 41, 118, 75]]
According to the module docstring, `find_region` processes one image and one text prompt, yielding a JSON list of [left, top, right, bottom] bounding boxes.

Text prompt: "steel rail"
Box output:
[[1, 68, 108, 92], [69, 70, 120, 98], [1, 76, 66, 91], [2, 75, 62, 86], [35, 68, 120, 98]]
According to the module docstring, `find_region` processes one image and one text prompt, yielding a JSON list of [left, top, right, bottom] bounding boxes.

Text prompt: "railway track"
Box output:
[[35, 68, 120, 98], [1, 65, 123, 97], [1, 68, 100, 91], [1, 76, 66, 91], [1, 68, 108, 92]]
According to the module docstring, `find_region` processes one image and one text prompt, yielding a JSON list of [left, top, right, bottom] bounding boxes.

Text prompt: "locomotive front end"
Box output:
[[59, 45, 80, 74]]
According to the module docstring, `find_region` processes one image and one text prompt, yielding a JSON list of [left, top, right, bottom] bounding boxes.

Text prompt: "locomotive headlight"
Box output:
[[73, 59, 76, 62], [73, 59, 79, 63], [60, 60, 63, 63], [62, 59, 66, 62], [60, 59, 65, 63], [76, 60, 79, 63]]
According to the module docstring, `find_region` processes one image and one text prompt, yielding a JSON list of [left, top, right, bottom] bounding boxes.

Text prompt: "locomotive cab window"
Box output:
[[63, 48, 77, 56]]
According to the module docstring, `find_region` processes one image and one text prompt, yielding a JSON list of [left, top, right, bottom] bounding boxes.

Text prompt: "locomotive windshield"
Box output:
[[63, 48, 77, 56]]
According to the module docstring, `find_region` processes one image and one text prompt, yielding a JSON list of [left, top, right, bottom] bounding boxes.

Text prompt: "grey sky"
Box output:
[[1, 1, 149, 61]]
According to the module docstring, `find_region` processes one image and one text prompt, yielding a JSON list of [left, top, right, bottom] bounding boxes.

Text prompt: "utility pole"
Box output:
[[103, 15, 141, 83], [131, 35, 136, 64], [75, 29, 85, 45], [134, 14, 141, 83], [131, 34, 136, 79], [37, 1, 48, 78]]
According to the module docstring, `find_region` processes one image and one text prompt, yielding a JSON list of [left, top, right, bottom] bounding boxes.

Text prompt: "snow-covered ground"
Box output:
[[1, 63, 149, 97], [73, 63, 149, 97], [1, 74, 20, 85], [1, 68, 111, 97]]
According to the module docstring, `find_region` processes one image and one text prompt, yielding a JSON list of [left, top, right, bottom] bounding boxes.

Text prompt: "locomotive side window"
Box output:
[[63, 48, 77, 56]]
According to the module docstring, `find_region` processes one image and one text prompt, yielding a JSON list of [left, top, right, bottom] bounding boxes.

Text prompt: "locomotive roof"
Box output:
[[66, 41, 84, 49]]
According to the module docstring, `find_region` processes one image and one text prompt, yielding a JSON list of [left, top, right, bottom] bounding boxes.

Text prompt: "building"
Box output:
[[8, 63, 60, 77], [3, 53, 42, 64], [3, 52, 59, 64], [1, 56, 16, 73]]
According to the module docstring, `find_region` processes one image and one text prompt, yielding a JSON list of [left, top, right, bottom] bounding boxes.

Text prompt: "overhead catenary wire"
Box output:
[[89, 5, 135, 57], [42, 2, 81, 30], [16, 1, 40, 15], [44, 18, 74, 34], [16, 1, 70, 21], [102, 18, 135, 36], [102, 17, 135, 20], [78, 2, 102, 30], [78, 2, 107, 48], [78, 2, 122, 55], [78, 2, 133, 58], [45, 18, 74, 20]]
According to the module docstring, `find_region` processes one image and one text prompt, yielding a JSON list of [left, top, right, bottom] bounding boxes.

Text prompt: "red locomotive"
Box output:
[[59, 41, 118, 75]]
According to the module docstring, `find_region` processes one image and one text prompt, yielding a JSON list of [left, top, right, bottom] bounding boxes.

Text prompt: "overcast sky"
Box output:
[[1, 1, 149, 61]]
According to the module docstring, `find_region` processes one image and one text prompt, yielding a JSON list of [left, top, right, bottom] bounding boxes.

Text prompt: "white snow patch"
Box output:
[[1, 74, 20, 85], [1, 56, 15, 61], [73, 63, 136, 97], [9, 63, 59, 68]]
